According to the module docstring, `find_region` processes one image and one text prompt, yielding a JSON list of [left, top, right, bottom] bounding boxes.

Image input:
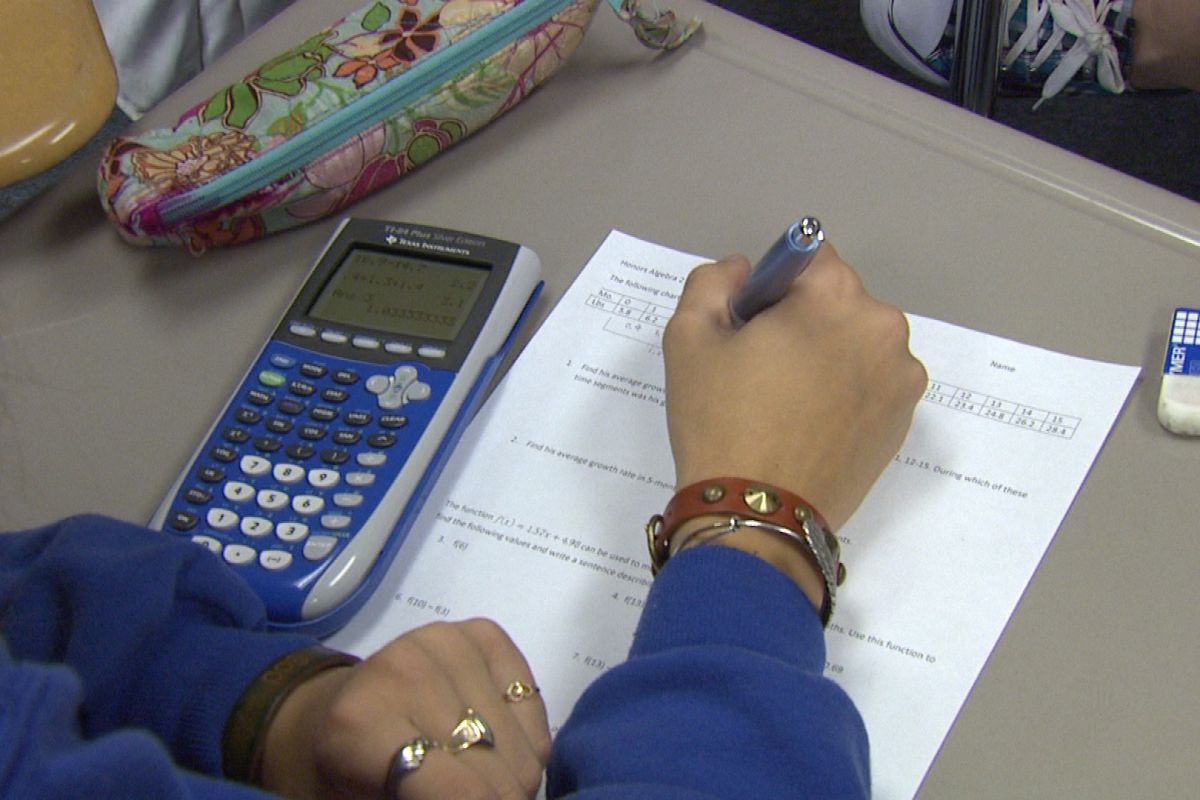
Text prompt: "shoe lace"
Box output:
[[1002, 0, 1125, 106]]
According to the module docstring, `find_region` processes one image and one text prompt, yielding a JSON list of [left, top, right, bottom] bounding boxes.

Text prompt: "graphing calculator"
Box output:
[[150, 219, 542, 636]]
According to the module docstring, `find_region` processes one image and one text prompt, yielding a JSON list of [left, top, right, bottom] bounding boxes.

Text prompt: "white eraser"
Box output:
[[1158, 307, 1200, 436]]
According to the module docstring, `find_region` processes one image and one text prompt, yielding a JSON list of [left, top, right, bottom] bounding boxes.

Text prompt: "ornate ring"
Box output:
[[444, 708, 494, 752], [385, 736, 436, 797], [504, 680, 539, 703]]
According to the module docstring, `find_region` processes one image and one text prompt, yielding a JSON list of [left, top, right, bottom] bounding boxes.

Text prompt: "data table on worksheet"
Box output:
[[584, 283, 1083, 440]]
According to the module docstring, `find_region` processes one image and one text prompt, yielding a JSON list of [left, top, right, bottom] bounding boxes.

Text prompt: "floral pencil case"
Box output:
[[98, 0, 699, 253]]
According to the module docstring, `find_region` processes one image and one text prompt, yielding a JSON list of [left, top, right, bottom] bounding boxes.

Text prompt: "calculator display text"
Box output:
[[308, 247, 488, 341]]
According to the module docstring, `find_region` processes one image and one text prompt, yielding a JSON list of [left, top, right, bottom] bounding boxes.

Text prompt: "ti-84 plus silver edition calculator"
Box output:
[[149, 219, 542, 636]]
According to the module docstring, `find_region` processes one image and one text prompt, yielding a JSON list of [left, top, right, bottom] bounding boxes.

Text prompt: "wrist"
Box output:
[[260, 662, 355, 798], [646, 478, 845, 625], [222, 645, 358, 789]]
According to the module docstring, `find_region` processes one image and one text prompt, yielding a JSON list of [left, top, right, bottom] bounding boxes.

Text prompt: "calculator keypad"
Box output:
[[163, 342, 452, 619]]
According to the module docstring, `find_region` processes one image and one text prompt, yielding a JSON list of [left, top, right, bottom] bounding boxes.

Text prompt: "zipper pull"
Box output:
[[606, 0, 701, 50]]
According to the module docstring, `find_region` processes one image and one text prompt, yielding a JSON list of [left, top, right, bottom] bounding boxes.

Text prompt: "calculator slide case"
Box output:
[[149, 218, 541, 636]]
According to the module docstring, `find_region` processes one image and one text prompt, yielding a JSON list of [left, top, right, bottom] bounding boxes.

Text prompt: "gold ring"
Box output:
[[385, 736, 436, 797], [444, 708, 494, 752], [504, 680, 539, 703]]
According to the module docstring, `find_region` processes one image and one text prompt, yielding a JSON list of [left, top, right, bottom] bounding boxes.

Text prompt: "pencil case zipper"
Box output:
[[158, 0, 579, 226]]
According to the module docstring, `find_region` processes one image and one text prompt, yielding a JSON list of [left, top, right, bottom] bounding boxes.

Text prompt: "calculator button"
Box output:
[[240, 455, 271, 477], [299, 424, 326, 440], [276, 521, 309, 543], [270, 353, 297, 368], [273, 463, 305, 484], [309, 406, 338, 422], [234, 407, 262, 425], [377, 390, 405, 410], [333, 369, 359, 384], [356, 451, 386, 467], [277, 398, 305, 415], [288, 322, 317, 337], [246, 389, 273, 406], [333, 492, 364, 508], [198, 466, 225, 483], [321, 513, 352, 530], [259, 370, 286, 387], [417, 345, 447, 359], [222, 426, 250, 444], [365, 375, 391, 394], [223, 544, 257, 566], [368, 432, 397, 448], [253, 436, 282, 453], [241, 516, 274, 537], [379, 414, 408, 429], [191, 535, 221, 553], [345, 472, 375, 487], [332, 430, 360, 446], [405, 382, 431, 402], [293, 494, 325, 515], [224, 481, 255, 503], [303, 535, 338, 561], [286, 443, 316, 461], [321, 387, 348, 403], [320, 448, 350, 465], [210, 445, 238, 463], [343, 410, 372, 426], [288, 379, 316, 397], [300, 363, 327, 378], [353, 335, 381, 350], [393, 366, 419, 387], [169, 510, 199, 531], [385, 341, 414, 355], [320, 330, 349, 344], [183, 487, 212, 505], [308, 469, 340, 489], [259, 550, 293, 571], [258, 489, 289, 512], [265, 417, 293, 434], [206, 508, 239, 530]]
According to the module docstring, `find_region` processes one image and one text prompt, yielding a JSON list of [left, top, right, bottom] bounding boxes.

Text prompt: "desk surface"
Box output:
[[1, 1, 1197, 796]]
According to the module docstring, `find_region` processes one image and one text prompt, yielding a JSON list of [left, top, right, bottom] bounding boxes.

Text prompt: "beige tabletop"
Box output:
[[1, 1, 1198, 796]]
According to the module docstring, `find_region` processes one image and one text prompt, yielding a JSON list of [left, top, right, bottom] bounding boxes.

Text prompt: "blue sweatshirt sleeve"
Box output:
[[0, 515, 318, 787], [546, 545, 870, 798]]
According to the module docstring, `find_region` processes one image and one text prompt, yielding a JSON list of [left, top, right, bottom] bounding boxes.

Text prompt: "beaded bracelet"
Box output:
[[222, 645, 360, 786], [645, 478, 845, 625]]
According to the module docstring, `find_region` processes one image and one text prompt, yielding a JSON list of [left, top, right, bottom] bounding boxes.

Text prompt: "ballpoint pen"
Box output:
[[729, 217, 824, 328]]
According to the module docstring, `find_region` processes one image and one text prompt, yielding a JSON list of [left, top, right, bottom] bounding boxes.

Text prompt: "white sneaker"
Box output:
[[860, 0, 1136, 105]]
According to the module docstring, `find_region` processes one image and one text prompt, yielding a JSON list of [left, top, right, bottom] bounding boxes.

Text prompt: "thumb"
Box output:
[[675, 255, 752, 327]]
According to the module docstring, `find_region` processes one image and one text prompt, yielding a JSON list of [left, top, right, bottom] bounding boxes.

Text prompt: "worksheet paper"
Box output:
[[330, 230, 1140, 798]]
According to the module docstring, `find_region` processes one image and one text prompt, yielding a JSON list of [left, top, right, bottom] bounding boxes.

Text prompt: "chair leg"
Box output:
[[949, 0, 1004, 115]]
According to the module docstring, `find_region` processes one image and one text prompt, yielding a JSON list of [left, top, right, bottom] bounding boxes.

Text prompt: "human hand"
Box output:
[[662, 242, 927, 531], [261, 619, 550, 800]]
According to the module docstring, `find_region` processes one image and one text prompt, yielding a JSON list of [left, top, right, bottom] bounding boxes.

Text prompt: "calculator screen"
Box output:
[[308, 247, 488, 341]]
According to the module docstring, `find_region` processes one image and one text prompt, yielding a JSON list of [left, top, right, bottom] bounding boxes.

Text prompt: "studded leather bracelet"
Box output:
[[645, 478, 846, 625], [222, 645, 359, 786]]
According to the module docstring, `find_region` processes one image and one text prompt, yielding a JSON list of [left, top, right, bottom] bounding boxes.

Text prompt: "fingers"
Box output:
[[305, 620, 548, 800], [670, 255, 751, 329], [375, 620, 547, 800], [662, 237, 926, 530], [403, 619, 548, 799]]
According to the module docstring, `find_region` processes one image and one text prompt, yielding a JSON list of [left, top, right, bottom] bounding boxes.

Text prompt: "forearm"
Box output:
[[0, 515, 317, 776], [1, 642, 274, 800], [546, 546, 869, 798]]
